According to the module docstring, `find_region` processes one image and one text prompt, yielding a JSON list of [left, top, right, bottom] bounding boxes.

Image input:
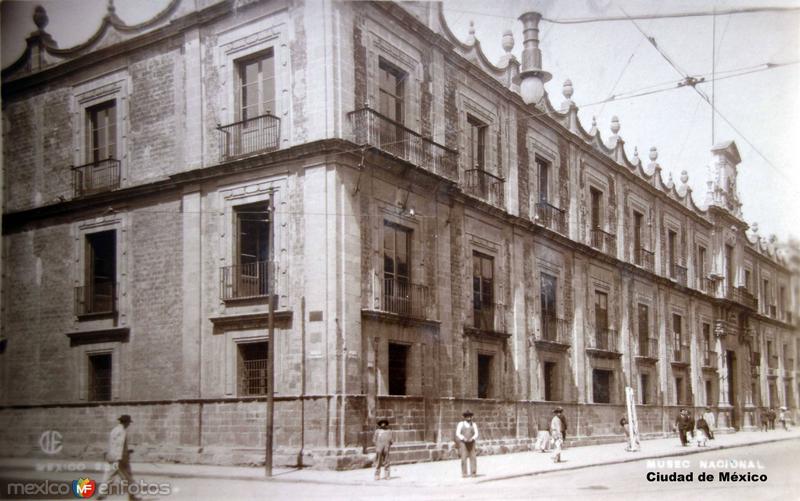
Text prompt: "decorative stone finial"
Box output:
[[680, 170, 689, 184], [33, 5, 49, 30], [649, 146, 658, 162], [592, 116, 597, 127], [668, 172, 673, 185], [502, 30, 514, 53], [751, 222, 759, 234], [633, 146, 640, 162], [769, 234, 778, 244], [562, 79, 573, 100], [107, 0, 116, 13], [610, 116, 620, 135], [467, 20, 476, 44]]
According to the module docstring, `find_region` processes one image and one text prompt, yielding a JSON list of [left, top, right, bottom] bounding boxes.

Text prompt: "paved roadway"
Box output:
[[2, 440, 798, 500]]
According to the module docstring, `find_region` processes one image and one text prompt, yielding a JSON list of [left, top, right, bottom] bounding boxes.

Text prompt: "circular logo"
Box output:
[[39, 430, 63, 455], [72, 478, 96, 498]]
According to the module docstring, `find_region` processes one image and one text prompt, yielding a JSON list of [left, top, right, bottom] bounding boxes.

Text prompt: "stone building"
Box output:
[[1, 0, 797, 469]]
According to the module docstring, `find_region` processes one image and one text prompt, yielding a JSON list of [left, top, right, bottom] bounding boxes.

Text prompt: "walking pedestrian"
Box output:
[[702, 407, 716, 439], [373, 419, 392, 480], [674, 409, 694, 446], [456, 410, 479, 478], [97, 414, 140, 501], [779, 407, 788, 430], [556, 406, 568, 445], [760, 408, 769, 432], [695, 416, 710, 447], [768, 408, 777, 430], [550, 409, 563, 463]]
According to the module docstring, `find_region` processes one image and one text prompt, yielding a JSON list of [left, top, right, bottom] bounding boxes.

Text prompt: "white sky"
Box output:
[[2, 0, 799, 242]]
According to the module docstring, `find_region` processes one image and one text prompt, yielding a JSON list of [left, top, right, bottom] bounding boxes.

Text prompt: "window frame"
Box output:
[[378, 57, 406, 124], [236, 48, 276, 122], [472, 252, 495, 331], [88, 352, 112, 402]]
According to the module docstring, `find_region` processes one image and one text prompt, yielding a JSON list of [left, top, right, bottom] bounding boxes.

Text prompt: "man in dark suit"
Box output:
[[674, 408, 694, 446]]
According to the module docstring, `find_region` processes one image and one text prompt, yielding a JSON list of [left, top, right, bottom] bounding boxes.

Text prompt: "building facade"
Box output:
[[1, 0, 798, 469]]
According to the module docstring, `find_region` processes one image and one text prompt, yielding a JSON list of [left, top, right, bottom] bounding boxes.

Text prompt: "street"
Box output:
[[2, 439, 798, 500]]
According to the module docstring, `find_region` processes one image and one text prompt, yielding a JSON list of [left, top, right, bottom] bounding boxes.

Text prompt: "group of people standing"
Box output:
[[760, 407, 789, 431], [674, 407, 716, 447]]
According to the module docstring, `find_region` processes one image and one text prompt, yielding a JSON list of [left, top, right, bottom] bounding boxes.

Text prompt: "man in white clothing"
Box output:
[[550, 408, 563, 463], [702, 407, 716, 439], [456, 410, 479, 477], [97, 414, 140, 501]]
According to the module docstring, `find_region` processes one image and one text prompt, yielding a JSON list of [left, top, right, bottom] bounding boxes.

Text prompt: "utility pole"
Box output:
[[265, 194, 275, 477]]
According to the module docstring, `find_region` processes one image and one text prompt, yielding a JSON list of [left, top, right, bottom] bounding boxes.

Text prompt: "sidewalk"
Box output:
[[2, 429, 799, 488]]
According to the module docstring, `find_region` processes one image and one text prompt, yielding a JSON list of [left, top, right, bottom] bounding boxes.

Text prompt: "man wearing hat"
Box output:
[[550, 408, 564, 463], [455, 410, 479, 477], [97, 414, 140, 501], [373, 418, 393, 480]]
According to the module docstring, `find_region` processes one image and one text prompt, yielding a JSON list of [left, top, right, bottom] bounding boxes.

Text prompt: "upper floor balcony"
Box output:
[[703, 350, 718, 369], [697, 276, 713, 294], [464, 169, 504, 207], [636, 337, 659, 359], [672, 344, 690, 365], [588, 328, 618, 352], [220, 260, 274, 301], [590, 228, 616, 256], [670, 262, 688, 287], [349, 107, 458, 182], [72, 158, 121, 197], [536, 315, 571, 346], [75, 281, 116, 317], [217, 113, 280, 162], [634, 247, 655, 272], [471, 301, 509, 335], [534, 202, 567, 235], [380, 277, 433, 321], [723, 286, 758, 311]]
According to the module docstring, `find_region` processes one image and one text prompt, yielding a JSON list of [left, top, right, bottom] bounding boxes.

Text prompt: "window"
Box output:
[[238, 342, 268, 396], [88, 353, 112, 401], [667, 230, 677, 276], [705, 380, 714, 406], [540, 273, 557, 340], [639, 374, 650, 405], [633, 211, 643, 263], [477, 353, 493, 398], [697, 246, 707, 287], [590, 188, 602, 229], [637, 303, 649, 356], [703, 323, 712, 364], [675, 376, 684, 405], [593, 369, 612, 404], [238, 49, 275, 121], [231, 202, 270, 298], [594, 291, 609, 349], [725, 245, 734, 289], [383, 222, 411, 314], [378, 58, 405, 123], [467, 114, 486, 170], [744, 269, 752, 291], [780, 286, 787, 314], [537, 157, 550, 203], [763, 279, 771, 313], [544, 361, 558, 401], [388, 343, 410, 396], [82, 231, 116, 315], [86, 100, 117, 163], [472, 252, 494, 331], [672, 313, 683, 360]]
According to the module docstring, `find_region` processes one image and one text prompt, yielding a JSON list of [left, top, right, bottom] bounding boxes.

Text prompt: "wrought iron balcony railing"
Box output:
[[672, 344, 690, 363], [589, 328, 618, 352], [72, 158, 121, 197], [75, 281, 116, 316], [220, 260, 274, 301], [670, 262, 688, 286], [349, 107, 458, 181], [381, 277, 431, 320], [217, 113, 280, 161], [464, 169, 504, 207], [534, 202, 566, 234], [472, 302, 507, 333], [703, 350, 718, 368], [635, 247, 655, 272], [637, 337, 658, 358], [697, 276, 713, 293], [723, 286, 758, 310], [538, 315, 571, 344], [590, 228, 616, 256]]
